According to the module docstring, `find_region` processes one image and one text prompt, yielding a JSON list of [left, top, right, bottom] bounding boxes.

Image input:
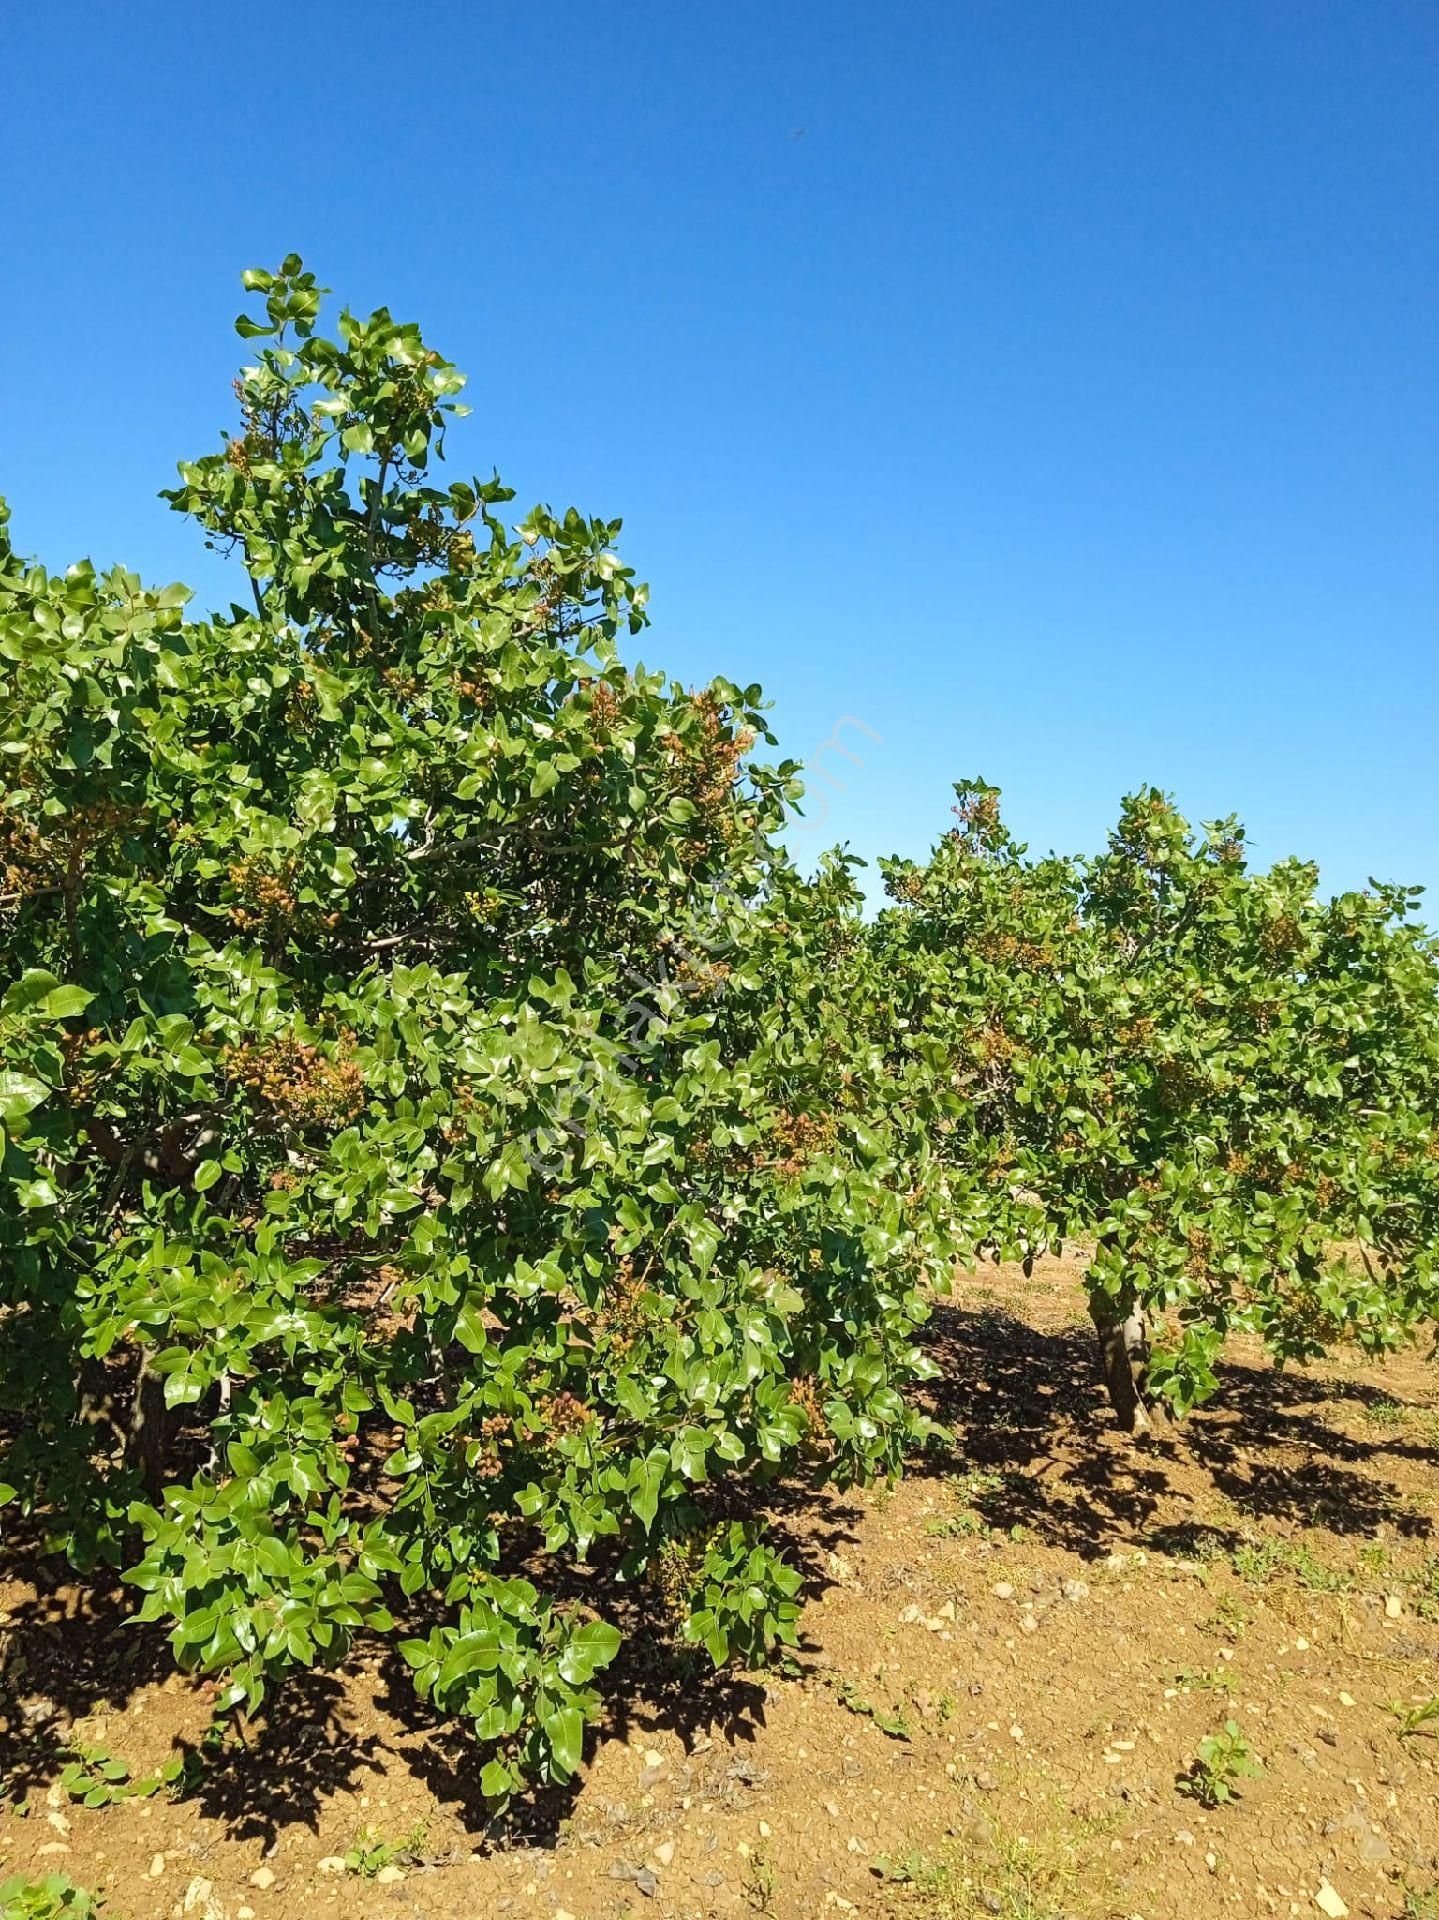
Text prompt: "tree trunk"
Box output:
[[128, 1353, 178, 1502], [1088, 1293, 1164, 1436]]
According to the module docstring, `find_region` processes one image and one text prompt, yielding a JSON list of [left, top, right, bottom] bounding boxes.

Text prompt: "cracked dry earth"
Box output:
[[3, 1251, 1437, 1920]]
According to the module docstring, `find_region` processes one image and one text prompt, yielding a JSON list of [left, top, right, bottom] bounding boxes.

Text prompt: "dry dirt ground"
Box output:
[[3, 1253, 1437, 1920]]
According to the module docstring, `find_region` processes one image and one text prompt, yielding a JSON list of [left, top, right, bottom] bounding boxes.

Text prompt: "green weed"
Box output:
[[1176, 1720, 1262, 1807], [1231, 1539, 1345, 1592], [57, 1742, 195, 1809], [1386, 1696, 1439, 1740], [742, 1844, 777, 1913], [0, 1876, 104, 1920], [1202, 1593, 1250, 1638], [1408, 1554, 1439, 1623], [343, 1819, 428, 1879], [1173, 1664, 1233, 1695], [828, 1674, 913, 1740], [925, 1511, 984, 1540]]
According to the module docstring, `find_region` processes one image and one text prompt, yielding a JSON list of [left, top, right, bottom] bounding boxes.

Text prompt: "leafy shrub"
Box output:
[[871, 780, 1439, 1428], [0, 259, 954, 1802]]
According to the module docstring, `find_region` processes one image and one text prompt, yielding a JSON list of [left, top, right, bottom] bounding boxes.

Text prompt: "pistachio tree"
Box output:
[[872, 781, 1439, 1431], [0, 261, 955, 1801]]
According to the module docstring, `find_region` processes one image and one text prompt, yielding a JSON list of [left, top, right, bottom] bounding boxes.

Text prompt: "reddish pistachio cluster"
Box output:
[[440, 1080, 479, 1146], [224, 1031, 366, 1126], [592, 1250, 648, 1361], [1260, 913, 1305, 962], [788, 1374, 828, 1441], [660, 691, 755, 820], [3, 802, 148, 906], [0, 803, 50, 902], [466, 1413, 512, 1483], [971, 929, 1056, 970], [954, 788, 1003, 839], [973, 1022, 1017, 1068], [60, 1026, 108, 1104], [767, 1108, 838, 1179], [221, 375, 280, 475], [673, 953, 732, 996], [285, 677, 317, 731], [650, 1534, 699, 1624], [585, 678, 622, 736], [380, 666, 421, 706], [1152, 1058, 1206, 1112], [450, 669, 492, 708], [227, 856, 298, 933], [406, 510, 454, 569], [536, 1390, 594, 1441]]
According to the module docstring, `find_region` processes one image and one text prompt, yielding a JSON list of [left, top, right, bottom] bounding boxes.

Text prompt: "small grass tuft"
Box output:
[[1201, 1593, 1251, 1638], [1231, 1538, 1346, 1593], [1361, 1396, 1408, 1429], [872, 1795, 1120, 1916]]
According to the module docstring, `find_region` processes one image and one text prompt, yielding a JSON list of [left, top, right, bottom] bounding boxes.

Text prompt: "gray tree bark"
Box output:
[[1088, 1292, 1164, 1436]]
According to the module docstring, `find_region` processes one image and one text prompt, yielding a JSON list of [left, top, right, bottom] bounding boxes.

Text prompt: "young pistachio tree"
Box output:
[[0, 260, 956, 1803], [872, 781, 1439, 1432]]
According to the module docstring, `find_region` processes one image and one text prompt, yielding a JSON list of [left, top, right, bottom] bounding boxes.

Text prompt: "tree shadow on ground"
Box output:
[[0, 1484, 854, 1852], [0, 1569, 173, 1801], [915, 1296, 1437, 1558], [376, 1636, 777, 1851], [0, 1567, 390, 1847], [177, 1668, 388, 1850]]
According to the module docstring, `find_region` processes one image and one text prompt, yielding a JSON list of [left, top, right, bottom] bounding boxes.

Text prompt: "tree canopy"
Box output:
[[872, 779, 1439, 1428], [0, 260, 953, 1801]]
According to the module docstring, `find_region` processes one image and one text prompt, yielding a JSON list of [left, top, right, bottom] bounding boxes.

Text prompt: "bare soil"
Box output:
[[3, 1252, 1437, 1920]]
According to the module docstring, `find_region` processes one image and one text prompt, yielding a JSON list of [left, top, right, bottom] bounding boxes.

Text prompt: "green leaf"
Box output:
[[542, 1703, 584, 1779], [480, 1756, 517, 1800], [37, 984, 95, 1019], [436, 1631, 503, 1693], [1, 968, 62, 1014], [628, 1448, 668, 1531], [0, 1072, 49, 1123], [557, 1619, 621, 1685]]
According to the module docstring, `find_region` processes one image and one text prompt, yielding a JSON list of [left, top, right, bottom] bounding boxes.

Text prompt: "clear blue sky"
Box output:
[[3, 1, 1435, 907]]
